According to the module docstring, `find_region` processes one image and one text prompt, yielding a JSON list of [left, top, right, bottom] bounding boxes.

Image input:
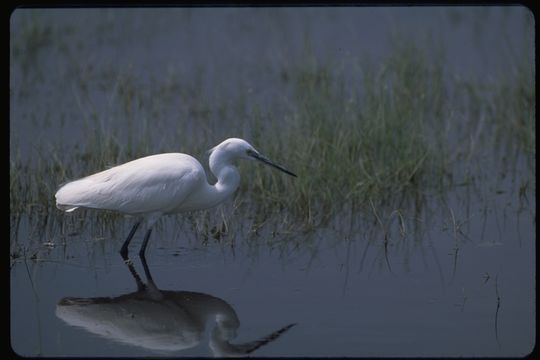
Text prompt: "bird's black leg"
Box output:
[[120, 221, 141, 260], [124, 256, 146, 292], [139, 249, 154, 283], [138, 228, 153, 258]]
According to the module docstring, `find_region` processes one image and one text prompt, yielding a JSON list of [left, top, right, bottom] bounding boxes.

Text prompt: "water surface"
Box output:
[[10, 6, 535, 357]]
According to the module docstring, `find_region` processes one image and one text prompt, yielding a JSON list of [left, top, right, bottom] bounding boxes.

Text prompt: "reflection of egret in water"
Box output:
[[56, 255, 295, 356]]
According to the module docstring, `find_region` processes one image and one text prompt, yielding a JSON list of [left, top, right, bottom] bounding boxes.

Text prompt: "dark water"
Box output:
[[10, 6, 535, 357], [10, 6, 534, 159], [9, 199, 536, 357]]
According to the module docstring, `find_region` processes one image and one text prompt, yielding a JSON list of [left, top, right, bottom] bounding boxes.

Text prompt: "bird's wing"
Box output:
[[55, 153, 205, 214]]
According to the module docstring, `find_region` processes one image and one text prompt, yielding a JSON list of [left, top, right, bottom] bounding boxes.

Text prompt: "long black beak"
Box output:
[[248, 151, 297, 177]]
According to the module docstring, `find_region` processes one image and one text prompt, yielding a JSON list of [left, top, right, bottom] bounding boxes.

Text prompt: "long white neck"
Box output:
[[202, 148, 241, 208]]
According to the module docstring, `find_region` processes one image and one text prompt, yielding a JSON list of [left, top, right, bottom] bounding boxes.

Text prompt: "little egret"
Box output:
[[55, 138, 296, 258]]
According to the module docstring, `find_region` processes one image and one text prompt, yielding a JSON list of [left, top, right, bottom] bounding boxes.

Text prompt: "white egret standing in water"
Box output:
[[55, 138, 297, 257]]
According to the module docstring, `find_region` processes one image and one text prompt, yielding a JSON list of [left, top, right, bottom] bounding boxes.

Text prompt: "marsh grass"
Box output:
[[489, 59, 535, 166], [246, 41, 450, 226], [10, 35, 535, 253]]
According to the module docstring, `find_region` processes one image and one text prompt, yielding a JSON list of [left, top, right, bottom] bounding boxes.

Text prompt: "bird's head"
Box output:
[[208, 138, 257, 159], [208, 138, 297, 177]]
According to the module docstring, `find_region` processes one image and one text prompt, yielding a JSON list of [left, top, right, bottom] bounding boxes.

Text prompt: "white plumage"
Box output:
[[55, 138, 296, 257], [56, 153, 204, 214]]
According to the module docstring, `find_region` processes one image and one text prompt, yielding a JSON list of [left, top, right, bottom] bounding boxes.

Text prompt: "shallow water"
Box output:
[[10, 6, 533, 160], [10, 186, 536, 357], [10, 6, 535, 357]]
